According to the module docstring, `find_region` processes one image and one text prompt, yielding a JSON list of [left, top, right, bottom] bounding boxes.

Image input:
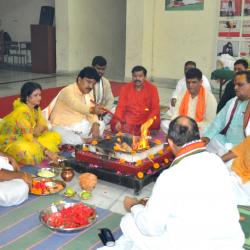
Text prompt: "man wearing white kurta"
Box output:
[[92, 56, 115, 125], [167, 61, 211, 116], [0, 153, 31, 207], [98, 116, 244, 250], [161, 68, 217, 133]]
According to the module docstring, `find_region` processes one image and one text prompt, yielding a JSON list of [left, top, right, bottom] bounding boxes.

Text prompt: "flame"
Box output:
[[132, 117, 155, 151]]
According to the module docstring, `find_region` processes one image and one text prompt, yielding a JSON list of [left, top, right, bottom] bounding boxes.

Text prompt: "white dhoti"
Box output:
[[226, 161, 250, 206], [160, 119, 170, 134], [0, 157, 29, 207], [52, 120, 105, 145]]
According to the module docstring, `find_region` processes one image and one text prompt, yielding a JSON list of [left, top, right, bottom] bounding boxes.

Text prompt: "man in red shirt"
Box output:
[[111, 65, 160, 135]]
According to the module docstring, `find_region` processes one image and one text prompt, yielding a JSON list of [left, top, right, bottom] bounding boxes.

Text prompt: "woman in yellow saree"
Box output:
[[0, 82, 61, 165]]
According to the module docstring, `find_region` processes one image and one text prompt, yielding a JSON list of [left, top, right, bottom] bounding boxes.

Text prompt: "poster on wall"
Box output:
[[240, 41, 250, 56], [165, 0, 204, 11], [244, 0, 250, 15], [217, 40, 240, 57], [218, 20, 241, 37], [220, 0, 242, 17], [242, 20, 250, 36]]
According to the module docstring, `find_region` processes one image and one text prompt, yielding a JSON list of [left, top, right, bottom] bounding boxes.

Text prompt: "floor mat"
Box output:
[[0, 194, 122, 250]]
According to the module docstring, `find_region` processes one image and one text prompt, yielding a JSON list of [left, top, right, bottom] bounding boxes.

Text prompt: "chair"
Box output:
[[4, 41, 25, 65], [20, 41, 31, 65]]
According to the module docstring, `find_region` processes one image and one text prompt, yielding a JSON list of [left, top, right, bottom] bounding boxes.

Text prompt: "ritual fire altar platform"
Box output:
[[68, 134, 174, 195]]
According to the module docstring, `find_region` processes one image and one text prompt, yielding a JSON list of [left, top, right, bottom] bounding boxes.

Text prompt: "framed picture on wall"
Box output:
[[240, 41, 250, 56], [220, 0, 242, 17], [165, 0, 204, 11], [244, 0, 250, 15], [218, 20, 241, 37], [242, 20, 250, 36], [217, 40, 240, 57]]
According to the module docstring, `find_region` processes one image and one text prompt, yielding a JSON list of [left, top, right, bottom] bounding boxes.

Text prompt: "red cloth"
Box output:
[[111, 80, 160, 135]]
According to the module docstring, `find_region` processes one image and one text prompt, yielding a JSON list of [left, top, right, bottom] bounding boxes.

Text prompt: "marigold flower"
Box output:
[[91, 140, 98, 145], [154, 139, 162, 145], [137, 171, 144, 179], [82, 146, 89, 152], [131, 150, 136, 155], [158, 150, 164, 155], [153, 163, 160, 169], [164, 158, 169, 164], [136, 160, 142, 166], [148, 154, 154, 160], [119, 158, 125, 164]]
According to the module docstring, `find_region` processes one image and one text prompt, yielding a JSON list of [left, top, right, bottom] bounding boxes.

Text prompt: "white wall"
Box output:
[[125, 0, 219, 80], [0, 0, 55, 41], [56, 0, 126, 79], [153, 0, 219, 80]]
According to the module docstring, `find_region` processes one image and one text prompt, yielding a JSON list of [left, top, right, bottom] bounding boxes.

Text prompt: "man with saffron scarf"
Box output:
[[111, 65, 160, 136], [161, 68, 217, 133], [222, 136, 250, 205], [97, 116, 244, 250], [202, 70, 250, 155]]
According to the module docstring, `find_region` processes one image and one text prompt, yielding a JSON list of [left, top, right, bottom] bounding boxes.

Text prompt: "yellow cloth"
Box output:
[[49, 83, 98, 126], [231, 136, 250, 183], [0, 99, 61, 165]]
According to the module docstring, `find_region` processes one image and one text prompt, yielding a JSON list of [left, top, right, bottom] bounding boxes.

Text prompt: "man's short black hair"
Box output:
[[92, 56, 107, 67], [77, 67, 100, 82], [168, 116, 200, 147], [234, 59, 248, 69], [131, 65, 147, 76], [184, 61, 196, 68], [234, 70, 250, 83], [185, 68, 202, 81]]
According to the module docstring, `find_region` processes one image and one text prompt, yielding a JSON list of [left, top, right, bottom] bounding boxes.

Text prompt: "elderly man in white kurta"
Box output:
[[161, 68, 217, 133], [97, 116, 244, 250], [0, 152, 31, 206]]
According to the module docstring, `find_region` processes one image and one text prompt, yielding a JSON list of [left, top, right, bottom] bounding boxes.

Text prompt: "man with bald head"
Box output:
[[98, 116, 244, 250]]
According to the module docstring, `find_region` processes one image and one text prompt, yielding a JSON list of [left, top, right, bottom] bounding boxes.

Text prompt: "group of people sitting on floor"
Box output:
[[0, 55, 249, 249]]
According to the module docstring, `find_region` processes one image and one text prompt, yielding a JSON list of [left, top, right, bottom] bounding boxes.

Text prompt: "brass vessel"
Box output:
[[61, 167, 75, 182]]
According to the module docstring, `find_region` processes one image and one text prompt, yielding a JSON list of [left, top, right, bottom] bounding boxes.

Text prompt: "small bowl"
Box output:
[[37, 168, 60, 178]]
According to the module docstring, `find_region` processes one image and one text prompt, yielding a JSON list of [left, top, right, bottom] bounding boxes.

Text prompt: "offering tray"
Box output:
[[39, 201, 97, 233], [30, 177, 65, 196]]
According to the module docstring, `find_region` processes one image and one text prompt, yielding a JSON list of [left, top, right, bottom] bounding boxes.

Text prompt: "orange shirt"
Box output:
[[111, 81, 160, 135], [231, 136, 250, 183]]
